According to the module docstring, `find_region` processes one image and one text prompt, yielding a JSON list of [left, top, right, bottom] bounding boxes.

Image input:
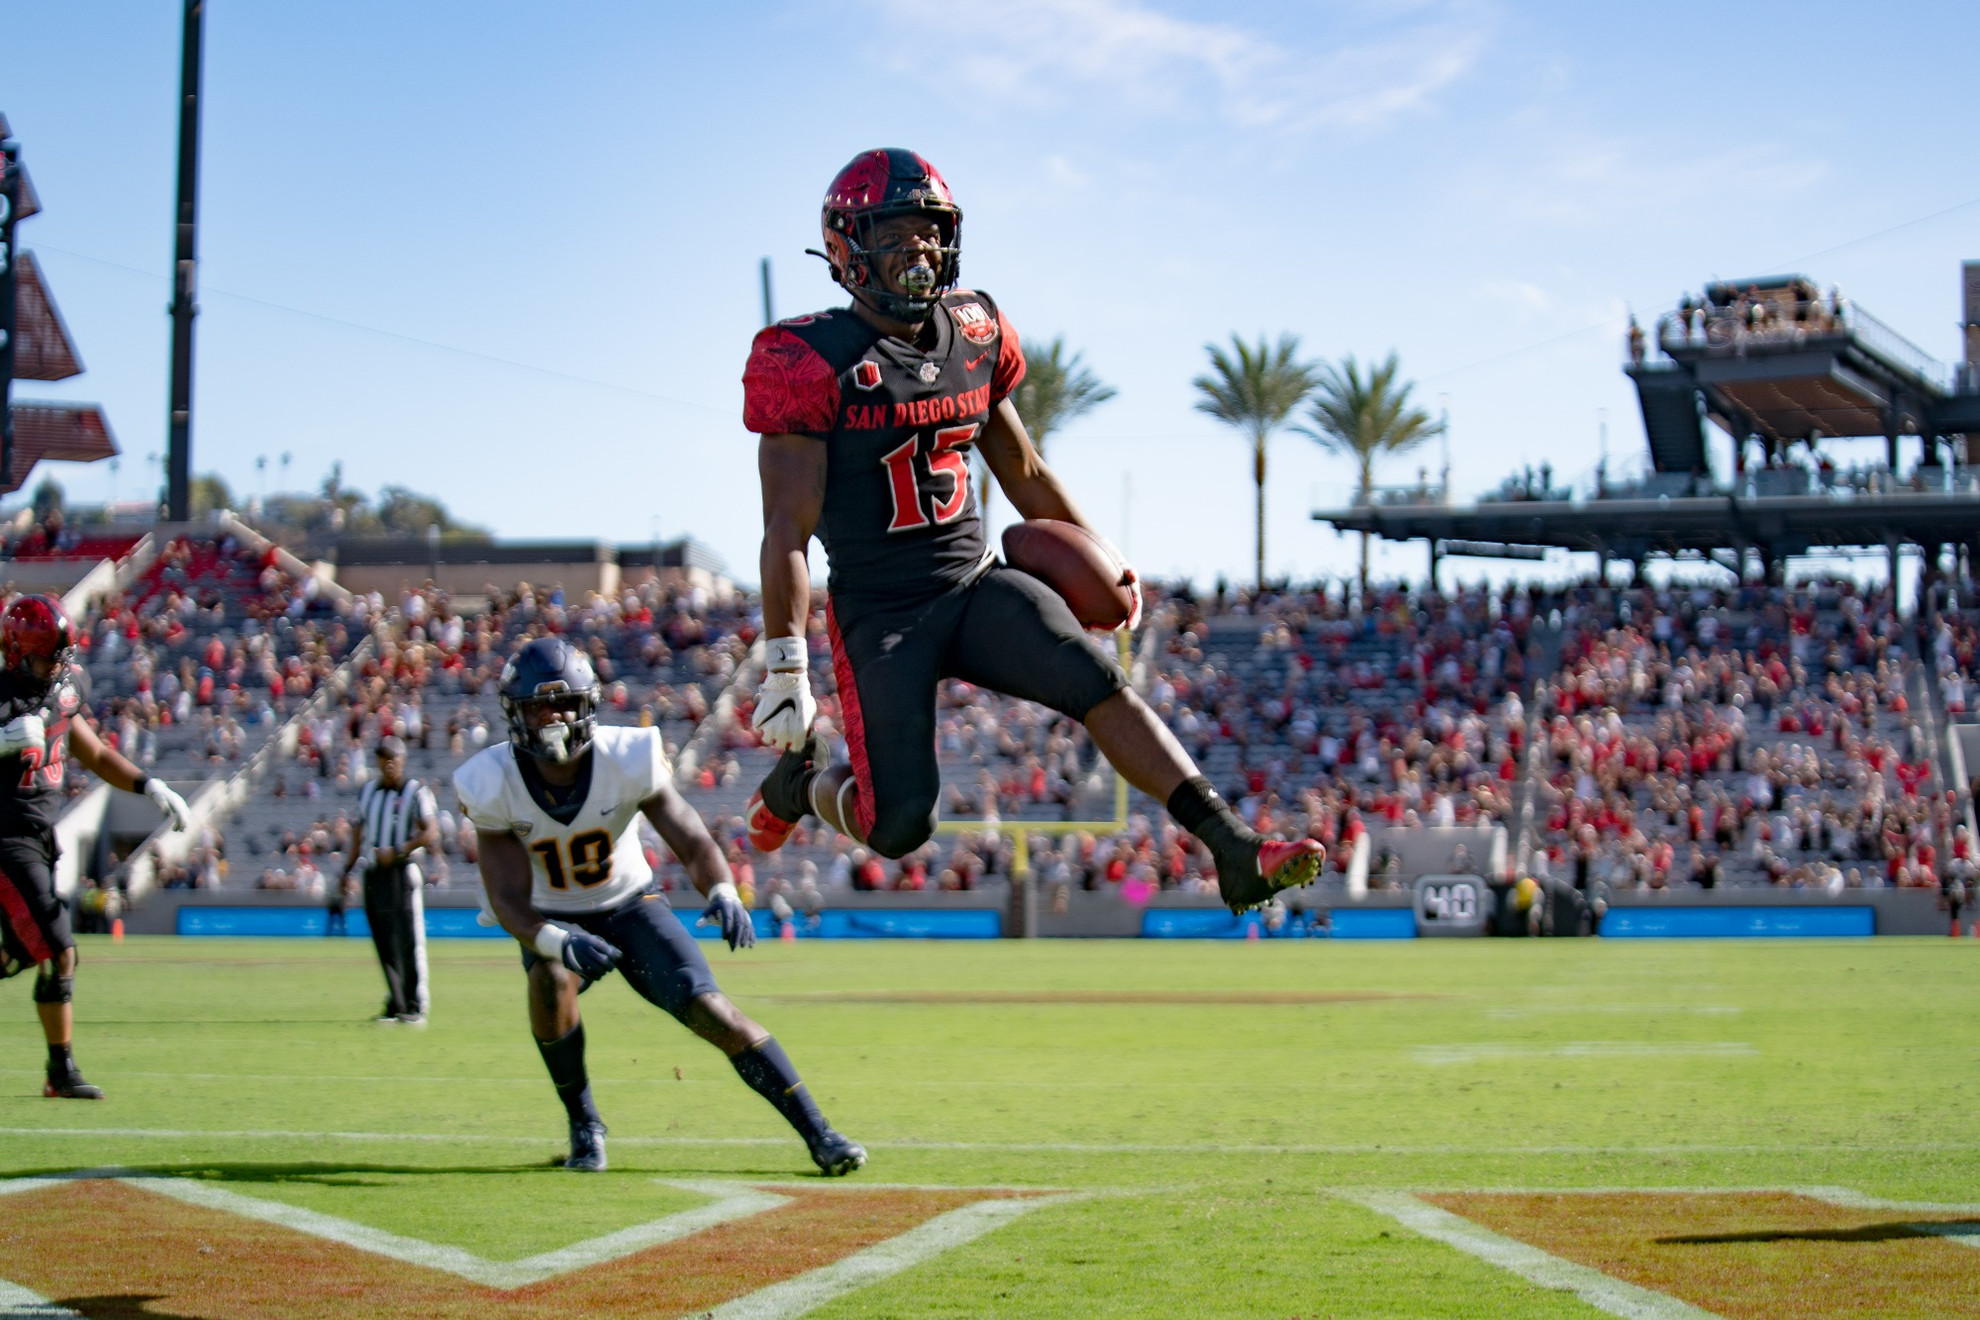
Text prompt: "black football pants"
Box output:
[[827, 566, 1127, 858], [362, 862, 428, 1017]]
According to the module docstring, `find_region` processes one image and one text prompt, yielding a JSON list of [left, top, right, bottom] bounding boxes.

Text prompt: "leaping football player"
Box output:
[[743, 149, 1323, 909], [0, 595, 191, 1099], [456, 637, 864, 1174]]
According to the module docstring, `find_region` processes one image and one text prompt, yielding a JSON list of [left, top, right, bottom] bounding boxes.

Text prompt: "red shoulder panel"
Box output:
[[742, 327, 840, 436], [991, 309, 1026, 401]]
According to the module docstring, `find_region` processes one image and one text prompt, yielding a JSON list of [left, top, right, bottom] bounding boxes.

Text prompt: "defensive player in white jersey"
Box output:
[[455, 637, 865, 1174]]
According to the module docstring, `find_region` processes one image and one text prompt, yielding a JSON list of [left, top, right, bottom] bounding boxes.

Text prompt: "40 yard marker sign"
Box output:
[[0, 1172, 1072, 1319]]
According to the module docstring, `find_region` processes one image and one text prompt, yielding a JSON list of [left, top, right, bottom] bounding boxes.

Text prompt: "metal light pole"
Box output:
[[165, 0, 205, 523], [1, 120, 20, 492], [759, 257, 774, 326]]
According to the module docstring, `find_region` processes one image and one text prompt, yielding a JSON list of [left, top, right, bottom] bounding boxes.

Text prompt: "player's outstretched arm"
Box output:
[[758, 433, 826, 642], [754, 433, 827, 752], [480, 828, 621, 976], [642, 785, 754, 950], [979, 397, 1092, 530], [67, 717, 189, 830]]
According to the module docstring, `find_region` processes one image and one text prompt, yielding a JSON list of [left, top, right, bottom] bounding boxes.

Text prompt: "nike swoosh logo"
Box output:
[[965, 352, 989, 370]]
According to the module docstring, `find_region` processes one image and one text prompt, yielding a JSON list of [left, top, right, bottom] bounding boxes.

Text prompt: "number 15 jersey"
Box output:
[[742, 289, 1027, 615], [453, 725, 670, 915]]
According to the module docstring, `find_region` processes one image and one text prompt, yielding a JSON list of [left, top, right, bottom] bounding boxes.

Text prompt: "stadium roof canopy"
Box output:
[[2, 403, 118, 495], [10, 252, 82, 381]]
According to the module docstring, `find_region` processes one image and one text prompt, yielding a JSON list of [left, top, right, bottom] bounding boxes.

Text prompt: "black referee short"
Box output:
[[827, 565, 1128, 858], [0, 833, 70, 977], [521, 890, 720, 1023]]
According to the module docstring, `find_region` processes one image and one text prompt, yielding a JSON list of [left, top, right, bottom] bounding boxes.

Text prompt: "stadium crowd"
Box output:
[[27, 532, 1978, 921]]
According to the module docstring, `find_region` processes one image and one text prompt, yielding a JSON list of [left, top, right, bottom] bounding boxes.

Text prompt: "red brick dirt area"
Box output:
[[1428, 1190, 1980, 1319], [0, 1178, 1021, 1319]]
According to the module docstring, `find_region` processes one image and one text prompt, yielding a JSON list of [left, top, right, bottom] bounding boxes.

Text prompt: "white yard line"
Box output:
[[703, 1194, 1081, 1320], [0, 1280, 81, 1319], [13, 1126, 1980, 1156], [1414, 1042, 1758, 1064], [1346, 1190, 1724, 1320], [124, 1175, 790, 1289]]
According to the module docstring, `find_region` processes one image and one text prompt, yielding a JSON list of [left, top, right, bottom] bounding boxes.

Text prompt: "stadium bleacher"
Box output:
[[21, 529, 1975, 917]]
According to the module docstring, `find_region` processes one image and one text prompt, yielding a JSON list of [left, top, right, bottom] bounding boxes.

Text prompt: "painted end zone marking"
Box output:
[[1345, 1191, 1718, 1320], [0, 1172, 1072, 1320], [1353, 1187, 1980, 1320]]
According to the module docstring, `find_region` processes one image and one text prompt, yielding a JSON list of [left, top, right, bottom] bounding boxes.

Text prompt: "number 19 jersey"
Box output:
[[453, 725, 670, 915], [741, 289, 1027, 614]]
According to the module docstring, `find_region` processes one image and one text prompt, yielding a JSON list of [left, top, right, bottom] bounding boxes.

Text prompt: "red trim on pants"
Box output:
[[0, 868, 52, 964], [825, 599, 877, 838]]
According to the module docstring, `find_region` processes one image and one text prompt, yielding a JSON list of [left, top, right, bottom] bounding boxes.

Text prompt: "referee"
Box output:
[[340, 736, 440, 1024]]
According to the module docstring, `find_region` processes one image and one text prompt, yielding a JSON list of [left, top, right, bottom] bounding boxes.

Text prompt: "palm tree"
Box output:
[[984, 338, 1117, 518], [1299, 352, 1445, 594], [1191, 334, 1319, 591]]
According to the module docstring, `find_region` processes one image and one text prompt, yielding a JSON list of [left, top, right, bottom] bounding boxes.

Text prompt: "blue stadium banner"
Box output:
[[175, 906, 509, 938], [1601, 906, 1874, 938], [1140, 906, 1416, 939], [686, 908, 1003, 940]]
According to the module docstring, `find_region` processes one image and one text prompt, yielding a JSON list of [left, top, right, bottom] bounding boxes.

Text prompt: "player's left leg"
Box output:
[[604, 894, 866, 1175], [946, 568, 1323, 911]]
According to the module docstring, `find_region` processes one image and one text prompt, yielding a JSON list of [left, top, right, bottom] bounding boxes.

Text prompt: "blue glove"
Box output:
[[553, 928, 621, 980], [699, 882, 756, 951]]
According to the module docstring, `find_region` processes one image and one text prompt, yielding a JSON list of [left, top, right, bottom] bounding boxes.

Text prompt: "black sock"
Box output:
[[536, 1023, 602, 1127], [1166, 776, 1257, 857], [47, 1043, 72, 1074], [731, 1038, 829, 1144]]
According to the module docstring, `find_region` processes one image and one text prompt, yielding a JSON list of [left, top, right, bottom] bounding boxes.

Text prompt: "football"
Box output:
[[1001, 518, 1137, 630]]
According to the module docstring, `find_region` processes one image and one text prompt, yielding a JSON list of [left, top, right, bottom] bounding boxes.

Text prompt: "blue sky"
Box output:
[[4, 1, 1977, 587]]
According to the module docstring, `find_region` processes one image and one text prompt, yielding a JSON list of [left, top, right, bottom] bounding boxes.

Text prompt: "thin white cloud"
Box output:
[[866, 0, 1490, 132]]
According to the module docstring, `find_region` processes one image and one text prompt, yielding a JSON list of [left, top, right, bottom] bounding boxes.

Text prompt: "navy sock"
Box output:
[[536, 1023, 602, 1127], [731, 1038, 829, 1144], [47, 1043, 72, 1073], [1166, 776, 1255, 856]]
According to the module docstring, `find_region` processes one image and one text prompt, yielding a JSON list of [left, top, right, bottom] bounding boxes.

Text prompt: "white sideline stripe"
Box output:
[[122, 1175, 790, 1288], [1485, 1005, 1742, 1019], [1347, 1191, 1723, 1320], [0, 1280, 80, 1319], [17, 1126, 1980, 1156], [1415, 1042, 1758, 1065], [703, 1194, 1080, 1320]]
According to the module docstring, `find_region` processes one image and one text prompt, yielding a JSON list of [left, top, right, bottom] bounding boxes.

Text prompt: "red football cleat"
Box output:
[[746, 790, 797, 853], [1258, 838, 1325, 894]]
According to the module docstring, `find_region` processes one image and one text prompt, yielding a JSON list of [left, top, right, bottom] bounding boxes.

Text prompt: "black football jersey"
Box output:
[[742, 289, 1026, 612], [0, 663, 88, 835]]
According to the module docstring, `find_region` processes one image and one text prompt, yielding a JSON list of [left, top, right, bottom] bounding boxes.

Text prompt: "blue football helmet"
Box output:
[[498, 637, 599, 763]]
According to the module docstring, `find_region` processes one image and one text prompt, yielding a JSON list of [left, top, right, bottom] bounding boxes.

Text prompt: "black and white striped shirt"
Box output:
[[357, 777, 437, 865]]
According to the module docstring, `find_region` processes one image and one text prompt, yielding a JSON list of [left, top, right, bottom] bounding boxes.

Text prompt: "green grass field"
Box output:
[[2, 935, 1977, 1318]]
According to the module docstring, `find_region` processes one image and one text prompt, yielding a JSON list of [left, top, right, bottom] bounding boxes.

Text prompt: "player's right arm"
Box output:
[[758, 433, 826, 642], [753, 433, 826, 751]]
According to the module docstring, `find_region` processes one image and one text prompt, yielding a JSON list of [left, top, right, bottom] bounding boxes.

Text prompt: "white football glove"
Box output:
[[144, 777, 192, 832], [751, 637, 815, 753], [0, 714, 45, 757]]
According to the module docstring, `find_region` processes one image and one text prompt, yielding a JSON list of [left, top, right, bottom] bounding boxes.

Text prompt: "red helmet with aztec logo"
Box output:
[[1, 594, 75, 693], [813, 148, 962, 325]]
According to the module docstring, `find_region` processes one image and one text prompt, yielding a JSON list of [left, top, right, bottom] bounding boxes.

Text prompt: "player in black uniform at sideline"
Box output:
[[741, 149, 1323, 909], [0, 595, 191, 1098]]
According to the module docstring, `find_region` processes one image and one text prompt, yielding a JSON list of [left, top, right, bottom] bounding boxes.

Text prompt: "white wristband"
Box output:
[[532, 924, 570, 960], [707, 881, 740, 905], [764, 636, 806, 672]]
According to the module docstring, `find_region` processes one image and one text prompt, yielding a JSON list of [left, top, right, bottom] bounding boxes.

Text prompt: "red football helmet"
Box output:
[[814, 148, 962, 324], [2, 594, 76, 691]]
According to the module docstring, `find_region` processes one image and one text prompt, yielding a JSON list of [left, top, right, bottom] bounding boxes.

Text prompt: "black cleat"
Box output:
[[748, 731, 829, 852], [44, 1066, 103, 1100], [564, 1119, 608, 1171], [808, 1128, 867, 1177]]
